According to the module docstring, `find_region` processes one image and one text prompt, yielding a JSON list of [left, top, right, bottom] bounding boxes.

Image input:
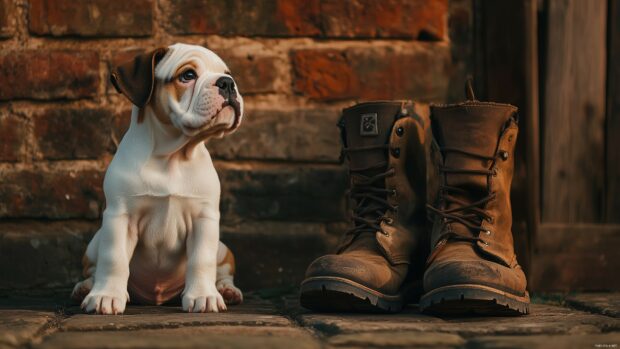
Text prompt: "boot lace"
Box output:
[[426, 147, 499, 244], [343, 144, 398, 238]]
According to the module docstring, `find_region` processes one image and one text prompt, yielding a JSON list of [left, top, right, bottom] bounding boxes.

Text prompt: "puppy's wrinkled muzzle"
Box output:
[[221, 98, 242, 130]]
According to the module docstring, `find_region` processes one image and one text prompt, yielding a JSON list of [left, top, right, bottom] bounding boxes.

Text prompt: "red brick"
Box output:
[[167, 0, 322, 36], [109, 48, 147, 69], [0, 0, 13, 38], [167, 0, 446, 39], [221, 223, 336, 290], [113, 108, 133, 144], [33, 108, 113, 160], [0, 168, 104, 219], [219, 53, 282, 94], [206, 109, 341, 162], [292, 45, 450, 102], [449, 0, 473, 57], [0, 221, 98, 290], [29, 0, 153, 37], [321, 0, 447, 40], [217, 162, 347, 222], [292, 49, 358, 101], [0, 112, 27, 162], [0, 51, 100, 100]]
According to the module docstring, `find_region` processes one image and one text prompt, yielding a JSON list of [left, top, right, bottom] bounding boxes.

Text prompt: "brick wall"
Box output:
[[0, 0, 472, 293]]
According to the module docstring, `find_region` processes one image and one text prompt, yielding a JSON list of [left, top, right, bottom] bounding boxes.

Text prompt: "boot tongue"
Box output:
[[432, 103, 515, 189], [342, 103, 400, 173], [431, 102, 516, 235], [340, 102, 401, 253]]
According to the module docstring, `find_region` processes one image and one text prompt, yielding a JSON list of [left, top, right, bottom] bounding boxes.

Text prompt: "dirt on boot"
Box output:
[[420, 90, 530, 316]]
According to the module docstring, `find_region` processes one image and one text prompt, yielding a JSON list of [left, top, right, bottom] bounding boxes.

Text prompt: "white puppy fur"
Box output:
[[71, 43, 244, 314]]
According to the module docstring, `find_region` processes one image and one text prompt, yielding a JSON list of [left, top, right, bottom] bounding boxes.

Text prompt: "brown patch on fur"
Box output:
[[218, 247, 236, 276], [171, 62, 199, 100], [81, 254, 92, 278]]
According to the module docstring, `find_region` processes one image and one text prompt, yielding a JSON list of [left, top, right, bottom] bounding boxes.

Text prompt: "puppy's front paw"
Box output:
[[217, 281, 243, 305], [81, 290, 128, 315], [182, 286, 227, 313]]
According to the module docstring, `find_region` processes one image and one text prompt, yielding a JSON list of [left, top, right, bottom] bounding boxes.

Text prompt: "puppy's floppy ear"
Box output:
[[110, 48, 168, 108]]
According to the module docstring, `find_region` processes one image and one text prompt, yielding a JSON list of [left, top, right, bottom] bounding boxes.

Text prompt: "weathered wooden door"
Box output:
[[476, 0, 620, 291], [530, 0, 620, 291]]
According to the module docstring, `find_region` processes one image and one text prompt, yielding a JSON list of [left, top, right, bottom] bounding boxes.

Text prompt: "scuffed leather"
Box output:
[[304, 101, 430, 295], [424, 242, 527, 296], [425, 100, 527, 297], [306, 236, 408, 295]]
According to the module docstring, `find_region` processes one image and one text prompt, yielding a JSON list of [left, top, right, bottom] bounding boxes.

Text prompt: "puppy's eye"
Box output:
[[179, 69, 197, 83]]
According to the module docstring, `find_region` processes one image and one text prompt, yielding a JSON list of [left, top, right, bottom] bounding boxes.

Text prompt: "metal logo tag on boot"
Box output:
[[360, 113, 378, 136]]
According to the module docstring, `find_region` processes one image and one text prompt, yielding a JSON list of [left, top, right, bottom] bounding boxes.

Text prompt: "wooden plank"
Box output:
[[522, 0, 540, 276], [541, 0, 607, 223], [530, 224, 620, 291], [474, 0, 532, 275], [607, 0, 620, 222]]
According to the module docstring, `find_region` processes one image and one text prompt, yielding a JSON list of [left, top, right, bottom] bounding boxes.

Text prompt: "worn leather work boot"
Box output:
[[300, 101, 430, 313], [420, 86, 530, 316]]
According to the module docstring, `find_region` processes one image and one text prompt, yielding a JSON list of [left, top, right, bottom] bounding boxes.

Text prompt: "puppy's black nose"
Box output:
[[215, 76, 235, 99]]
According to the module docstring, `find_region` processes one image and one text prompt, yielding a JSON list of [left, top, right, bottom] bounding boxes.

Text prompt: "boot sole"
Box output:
[[300, 276, 404, 313], [419, 284, 530, 316]]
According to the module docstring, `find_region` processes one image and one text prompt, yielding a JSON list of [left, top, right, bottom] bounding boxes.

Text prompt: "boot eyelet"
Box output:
[[391, 147, 401, 158], [396, 127, 404, 136], [492, 168, 498, 176], [391, 189, 397, 196], [483, 241, 490, 246], [500, 150, 509, 161], [486, 217, 494, 223], [384, 217, 394, 225], [484, 230, 492, 235]]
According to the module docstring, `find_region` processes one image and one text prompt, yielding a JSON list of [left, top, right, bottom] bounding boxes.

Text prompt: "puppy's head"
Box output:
[[111, 43, 244, 139]]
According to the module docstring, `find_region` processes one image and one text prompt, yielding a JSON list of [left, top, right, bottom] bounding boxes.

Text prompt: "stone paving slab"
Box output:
[[61, 302, 292, 332], [467, 333, 620, 349], [297, 304, 620, 336], [327, 331, 465, 348], [34, 326, 320, 349], [0, 309, 55, 347], [566, 293, 620, 318]]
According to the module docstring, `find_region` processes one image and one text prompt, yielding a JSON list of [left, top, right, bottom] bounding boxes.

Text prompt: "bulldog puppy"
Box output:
[[71, 43, 244, 314]]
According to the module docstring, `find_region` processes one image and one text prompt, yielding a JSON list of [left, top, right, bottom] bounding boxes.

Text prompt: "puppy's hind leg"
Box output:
[[71, 232, 100, 302], [216, 241, 243, 305]]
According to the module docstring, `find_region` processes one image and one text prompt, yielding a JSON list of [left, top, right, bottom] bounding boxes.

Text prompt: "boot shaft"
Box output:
[[340, 102, 405, 172], [338, 101, 431, 266], [429, 100, 519, 267]]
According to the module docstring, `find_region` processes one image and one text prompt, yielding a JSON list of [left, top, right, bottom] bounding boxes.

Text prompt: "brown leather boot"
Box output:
[[300, 101, 430, 313], [420, 89, 530, 316]]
